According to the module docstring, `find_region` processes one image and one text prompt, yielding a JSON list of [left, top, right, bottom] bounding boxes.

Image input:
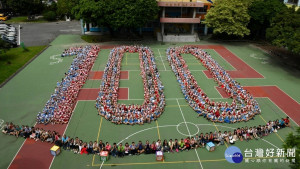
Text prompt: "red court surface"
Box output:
[[216, 86, 300, 125], [77, 88, 129, 100], [191, 45, 264, 78], [88, 71, 129, 80], [8, 124, 67, 169]]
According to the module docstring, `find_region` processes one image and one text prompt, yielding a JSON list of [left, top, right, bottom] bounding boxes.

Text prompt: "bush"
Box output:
[[43, 11, 57, 21]]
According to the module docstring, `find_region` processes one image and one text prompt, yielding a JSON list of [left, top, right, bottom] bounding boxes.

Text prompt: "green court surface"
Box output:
[[0, 35, 299, 169]]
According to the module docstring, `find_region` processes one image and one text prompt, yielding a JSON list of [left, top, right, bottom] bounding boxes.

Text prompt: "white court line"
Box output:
[[204, 49, 237, 71], [7, 139, 26, 169], [100, 161, 104, 169], [262, 97, 299, 127], [176, 99, 204, 169], [196, 124, 236, 130], [7, 122, 37, 169], [157, 49, 167, 71], [225, 48, 265, 79], [117, 125, 177, 144], [49, 102, 78, 169], [0, 119, 4, 130], [261, 139, 279, 149]]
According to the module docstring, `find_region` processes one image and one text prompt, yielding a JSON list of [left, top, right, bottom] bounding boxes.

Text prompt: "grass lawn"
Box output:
[[5, 16, 48, 23], [0, 46, 46, 84]]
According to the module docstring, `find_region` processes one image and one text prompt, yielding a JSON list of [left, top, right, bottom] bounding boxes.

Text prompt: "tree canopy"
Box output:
[[73, 0, 159, 34], [2, 0, 45, 15], [57, 0, 79, 18], [204, 0, 252, 37], [248, 0, 286, 39], [283, 127, 300, 169], [266, 7, 300, 55]]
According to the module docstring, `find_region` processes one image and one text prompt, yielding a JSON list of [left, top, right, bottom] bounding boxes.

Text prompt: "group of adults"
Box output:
[[2, 117, 290, 156], [167, 46, 261, 123], [95, 46, 165, 125], [36, 45, 100, 124]]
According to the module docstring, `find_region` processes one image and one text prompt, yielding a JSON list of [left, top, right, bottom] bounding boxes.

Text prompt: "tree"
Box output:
[[204, 0, 252, 37], [266, 7, 300, 55], [4, 0, 44, 15], [0, 39, 11, 55], [283, 127, 300, 169], [57, 0, 79, 18], [248, 0, 286, 39], [73, 0, 159, 35]]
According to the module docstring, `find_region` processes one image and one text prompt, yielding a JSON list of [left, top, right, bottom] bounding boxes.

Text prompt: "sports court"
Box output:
[[0, 35, 299, 169]]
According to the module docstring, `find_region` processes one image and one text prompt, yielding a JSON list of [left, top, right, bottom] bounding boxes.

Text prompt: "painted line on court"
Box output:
[[92, 117, 103, 166], [158, 49, 167, 71], [225, 47, 266, 79], [263, 97, 299, 127], [99, 161, 104, 169], [176, 99, 204, 169], [117, 125, 178, 145], [49, 102, 78, 169], [261, 139, 279, 149], [93, 156, 284, 166], [7, 139, 26, 169], [156, 120, 161, 140], [7, 122, 37, 169], [0, 119, 4, 130]]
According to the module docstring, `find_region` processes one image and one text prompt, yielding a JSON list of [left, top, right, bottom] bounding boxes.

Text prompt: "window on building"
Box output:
[[196, 5, 208, 13]]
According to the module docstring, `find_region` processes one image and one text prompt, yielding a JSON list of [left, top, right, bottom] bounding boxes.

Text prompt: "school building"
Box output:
[[82, 0, 214, 42]]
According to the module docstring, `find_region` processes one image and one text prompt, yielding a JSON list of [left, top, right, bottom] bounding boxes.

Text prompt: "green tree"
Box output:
[[57, 0, 79, 18], [266, 7, 300, 55], [0, 39, 11, 55], [283, 127, 300, 169], [73, 0, 159, 35], [248, 0, 286, 39], [204, 0, 252, 37], [5, 0, 44, 15]]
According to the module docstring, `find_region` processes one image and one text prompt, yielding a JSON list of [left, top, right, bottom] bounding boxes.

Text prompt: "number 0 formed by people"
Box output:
[[166, 46, 261, 123], [96, 46, 166, 125], [96, 46, 261, 125]]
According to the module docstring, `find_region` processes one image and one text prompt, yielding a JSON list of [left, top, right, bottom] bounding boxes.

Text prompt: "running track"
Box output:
[[8, 45, 299, 169]]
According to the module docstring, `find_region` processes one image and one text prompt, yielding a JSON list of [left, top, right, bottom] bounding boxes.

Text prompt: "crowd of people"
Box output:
[[61, 47, 84, 57], [2, 117, 290, 156], [167, 46, 261, 123], [96, 46, 165, 125], [36, 45, 100, 124]]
